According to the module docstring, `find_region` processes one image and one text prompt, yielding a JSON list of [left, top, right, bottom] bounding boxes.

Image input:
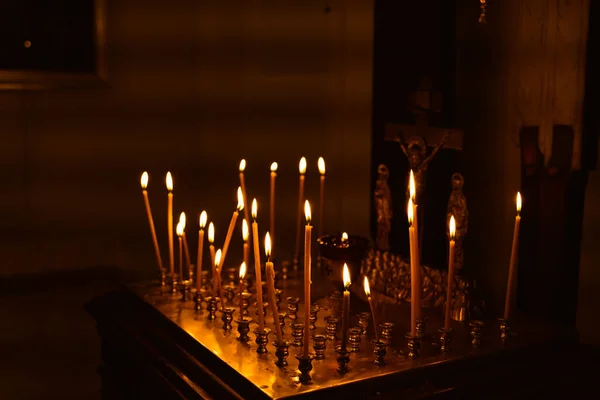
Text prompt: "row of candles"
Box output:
[[142, 160, 523, 356]]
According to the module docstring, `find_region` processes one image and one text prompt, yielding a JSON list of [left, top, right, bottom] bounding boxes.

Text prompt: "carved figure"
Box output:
[[401, 134, 449, 203], [374, 164, 392, 251], [447, 173, 468, 270]]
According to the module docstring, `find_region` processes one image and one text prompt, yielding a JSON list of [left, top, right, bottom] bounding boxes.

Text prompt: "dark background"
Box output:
[[0, 0, 96, 73]]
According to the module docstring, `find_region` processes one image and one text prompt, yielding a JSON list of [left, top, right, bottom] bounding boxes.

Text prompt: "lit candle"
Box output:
[[409, 170, 422, 319], [140, 172, 164, 272], [364, 277, 379, 341], [238, 262, 246, 317], [178, 212, 191, 272], [265, 232, 284, 344], [196, 211, 207, 291], [242, 219, 250, 271], [214, 249, 224, 302], [251, 199, 265, 332], [239, 160, 251, 238], [503, 192, 522, 321], [303, 201, 312, 356], [408, 198, 418, 336], [176, 220, 184, 281], [294, 157, 307, 265], [166, 172, 174, 277], [208, 222, 215, 267], [217, 187, 244, 282], [444, 216, 456, 331], [341, 232, 349, 247], [318, 157, 326, 238], [269, 162, 278, 253], [341, 263, 351, 351]]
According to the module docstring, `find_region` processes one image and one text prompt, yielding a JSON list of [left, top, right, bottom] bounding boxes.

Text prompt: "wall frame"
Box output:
[[0, 0, 107, 90]]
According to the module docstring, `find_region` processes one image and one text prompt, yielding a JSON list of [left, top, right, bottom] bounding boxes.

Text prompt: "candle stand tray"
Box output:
[[86, 272, 588, 399]]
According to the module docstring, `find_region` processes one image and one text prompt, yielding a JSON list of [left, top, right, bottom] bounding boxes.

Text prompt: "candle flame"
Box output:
[[304, 200, 311, 223], [343, 263, 351, 288], [236, 187, 244, 211], [199, 211, 207, 229], [363, 276, 371, 297], [208, 222, 215, 243], [166, 172, 173, 191], [239, 262, 246, 280], [251, 198, 257, 220], [449, 215, 456, 240], [214, 248, 222, 267], [516, 192, 522, 213], [342, 232, 348, 242], [409, 170, 416, 200], [141, 171, 149, 189], [242, 219, 249, 241], [239, 159, 246, 172], [299, 157, 307, 174], [318, 157, 326, 175], [176, 221, 184, 237], [270, 162, 278, 172], [265, 231, 271, 258], [178, 212, 186, 229], [408, 198, 414, 225]]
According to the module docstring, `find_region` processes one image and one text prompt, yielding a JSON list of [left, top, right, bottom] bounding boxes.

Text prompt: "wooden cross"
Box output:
[[384, 77, 464, 151]]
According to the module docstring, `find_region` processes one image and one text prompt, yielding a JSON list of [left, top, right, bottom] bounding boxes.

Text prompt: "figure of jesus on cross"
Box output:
[[384, 76, 463, 255]]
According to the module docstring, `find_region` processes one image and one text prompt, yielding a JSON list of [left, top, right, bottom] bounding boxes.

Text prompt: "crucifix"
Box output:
[[384, 76, 464, 254]]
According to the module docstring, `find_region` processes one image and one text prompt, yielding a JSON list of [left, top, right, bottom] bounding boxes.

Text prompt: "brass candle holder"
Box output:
[[380, 322, 395, 344], [171, 275, 178, 294], [254, 328, 271, 354], [193, 288, 206, 313], [416, 318, 426, 338], [312, 334, 327, 360], [275, 289, 283, 312], [200, 270, 209, 291], [235, 317, 252, 343], [278, 312, 287, 331], [371, 339, 389, 366], [274, 340, 291, 368], [326, 316, 340, 341], [296, 353, 315, 384], [254, 302, 268, 318], [438, 327, 453, 352], [499, 318, 510, 340], [335, 345, 351, 374], [405, 332, 421, 359], [309, 305, 320, 330], [224, 284, 236, 305], [291, 323, 304, 347], [317, 234, 370, 292], [221, 307, 235, 330], [239, 292, 252, 316], [357, 312, 371, 335], [470, 320, 483, 347], [205, 296, 219, 321], [160, 269, 167, 289], [348, 327, 362, 352], [287, 297, 300, 322]]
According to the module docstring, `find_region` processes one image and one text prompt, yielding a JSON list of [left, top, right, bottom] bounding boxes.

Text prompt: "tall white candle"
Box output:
[[303, 201, 312, 356], [294, 157, 307, 265], [444, 216, 456, 331], [504, 192, 522, 321], [196, 211, 207, 291], [318, 157, 326, 238], [140, 172, 164, 272], [408, 198, 418, 336], [251, 199, 265, 332], [270, 162, 278, 254], [166, 172, 174, 277]]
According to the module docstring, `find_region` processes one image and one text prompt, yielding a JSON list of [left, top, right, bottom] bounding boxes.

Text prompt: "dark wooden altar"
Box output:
[[86, 271, 598, 399]]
